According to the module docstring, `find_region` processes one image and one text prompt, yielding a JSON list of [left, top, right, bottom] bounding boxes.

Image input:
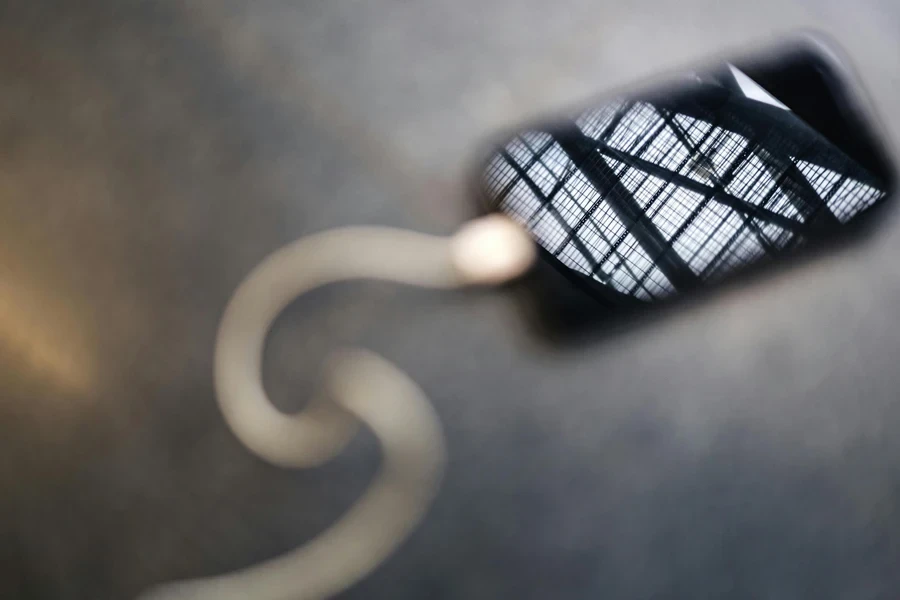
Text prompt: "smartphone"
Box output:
[[475, 34, 895, 337]]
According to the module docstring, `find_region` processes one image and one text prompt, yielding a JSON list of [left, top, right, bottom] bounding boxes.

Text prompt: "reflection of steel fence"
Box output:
[[483, 88, 887, 302]]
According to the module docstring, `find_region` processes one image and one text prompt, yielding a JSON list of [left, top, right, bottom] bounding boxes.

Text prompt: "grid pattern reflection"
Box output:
[[484, 94, 887, 302]]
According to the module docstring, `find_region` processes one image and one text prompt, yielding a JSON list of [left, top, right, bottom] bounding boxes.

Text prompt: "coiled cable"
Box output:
[[138, 216, 535, 600]]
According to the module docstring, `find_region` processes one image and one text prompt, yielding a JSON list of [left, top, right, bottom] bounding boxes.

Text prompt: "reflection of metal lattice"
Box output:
[[483, 87, 887, 302]]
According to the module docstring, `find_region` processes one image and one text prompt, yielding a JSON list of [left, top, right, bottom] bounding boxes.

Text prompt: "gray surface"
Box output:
[[2, 1, 900, 598]]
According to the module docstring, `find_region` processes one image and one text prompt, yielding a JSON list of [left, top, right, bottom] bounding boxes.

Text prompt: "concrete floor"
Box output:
[[2, 1, 900, 598]]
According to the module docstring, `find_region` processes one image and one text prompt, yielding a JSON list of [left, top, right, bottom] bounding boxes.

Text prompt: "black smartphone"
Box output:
[[475, 34, 895, 338]]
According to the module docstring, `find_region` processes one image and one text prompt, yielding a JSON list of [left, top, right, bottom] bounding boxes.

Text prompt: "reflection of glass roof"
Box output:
[[484, 91, 888, 302]]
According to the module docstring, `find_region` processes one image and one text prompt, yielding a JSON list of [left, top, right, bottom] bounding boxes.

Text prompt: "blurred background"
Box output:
[[1, 1, 899, 598]]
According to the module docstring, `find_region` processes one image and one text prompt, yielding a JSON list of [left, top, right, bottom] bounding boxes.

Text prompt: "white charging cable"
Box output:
[[138, 216, 535, 600]]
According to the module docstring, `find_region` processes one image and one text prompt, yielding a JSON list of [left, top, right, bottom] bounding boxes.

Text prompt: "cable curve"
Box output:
[[137, 216, 535, 600]]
